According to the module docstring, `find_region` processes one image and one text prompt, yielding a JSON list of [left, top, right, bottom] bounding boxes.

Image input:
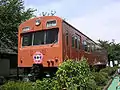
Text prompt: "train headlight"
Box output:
[[35, 19, 41, 26]]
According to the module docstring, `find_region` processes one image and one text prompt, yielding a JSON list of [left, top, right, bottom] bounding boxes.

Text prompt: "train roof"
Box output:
[[63, 20, 98, 45], [19, 16, 61, 26], [19, 16, 100, 46]]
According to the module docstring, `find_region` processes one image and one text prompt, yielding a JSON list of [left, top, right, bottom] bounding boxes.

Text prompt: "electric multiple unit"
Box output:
[[18, 16, 108, 76]]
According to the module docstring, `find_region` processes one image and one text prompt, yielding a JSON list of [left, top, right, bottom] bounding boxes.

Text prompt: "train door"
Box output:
[[75, 35, 81, 60], [65, 31, 70, 59], [78, 36, 81, 60]]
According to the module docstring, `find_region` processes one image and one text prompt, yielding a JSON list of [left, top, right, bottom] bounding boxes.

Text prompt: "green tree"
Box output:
[[98, 39, 120, 66], [97, 40, 109, 49], [0, 0, 35, 53]]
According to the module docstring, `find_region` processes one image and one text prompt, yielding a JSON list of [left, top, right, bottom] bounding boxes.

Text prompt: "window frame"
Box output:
[[91, 44, 95, 52], [82, 40, 87, 51], [21, 32, 33, 47], [45, 28, 59, 44], [33, 30, 45, 45], [77, 37, 80, 50], [87, 43, 90, 52], [21, 28, 59, 47], [66, 31, 69, 46], [72, 35, 75, 48], [75, 36, 77, 48]]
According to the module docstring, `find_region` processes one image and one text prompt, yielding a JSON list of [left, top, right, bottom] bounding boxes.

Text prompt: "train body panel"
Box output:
[[18, 16, 63, 68], [18, 45, 62, 67], [62, 21, 107, 65]]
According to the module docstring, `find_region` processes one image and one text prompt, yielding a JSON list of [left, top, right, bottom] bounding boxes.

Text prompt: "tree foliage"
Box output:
[[98, 39, 120, 66], [56, 57, 97, 90], [0, 59, 117, 90], [0, 0, 35, 52]]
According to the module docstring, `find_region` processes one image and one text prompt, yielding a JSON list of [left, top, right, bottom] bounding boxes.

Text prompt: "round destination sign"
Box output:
[[33, 52, 43, 64]]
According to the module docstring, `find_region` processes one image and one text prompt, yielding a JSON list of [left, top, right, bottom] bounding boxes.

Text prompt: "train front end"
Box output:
[[18, 16, 63, 77]]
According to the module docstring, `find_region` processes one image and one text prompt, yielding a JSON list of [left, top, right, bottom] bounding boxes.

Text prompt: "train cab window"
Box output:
[[22, 28, 58, 46], [33, 28, 58, 45], [66, 31, 68, 46], [72, 36, 75, 47], [46, 20, 56, 27], [46, 28, 58, 44], [22, 33, 32, 46], [33, 31, 45, 45]]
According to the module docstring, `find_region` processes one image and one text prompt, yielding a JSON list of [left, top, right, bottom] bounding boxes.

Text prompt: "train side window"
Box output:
[[95, 45, 98, 51], [94, 45, 97, 51], [78, 38, 80, 49], [75, 36, 77, 48], [72, 36, 75, 47], [83, 41, 87, 51], [91, 44, 95, 52], [66, 31, 68, 46], [87, 44, 90, 52]]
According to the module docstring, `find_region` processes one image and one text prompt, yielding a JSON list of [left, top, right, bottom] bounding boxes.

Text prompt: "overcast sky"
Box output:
[[24, 0, 120, 43]]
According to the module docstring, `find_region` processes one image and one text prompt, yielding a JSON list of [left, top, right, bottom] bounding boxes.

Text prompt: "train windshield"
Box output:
[[22, 28, 59, 46], [22, 33, 32, 46]]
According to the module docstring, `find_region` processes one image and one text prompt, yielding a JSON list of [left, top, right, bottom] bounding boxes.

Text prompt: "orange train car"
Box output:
[[18, 16, 108, 77]]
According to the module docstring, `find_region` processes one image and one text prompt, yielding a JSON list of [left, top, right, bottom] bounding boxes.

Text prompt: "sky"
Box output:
[[24, 0, 120, 43]]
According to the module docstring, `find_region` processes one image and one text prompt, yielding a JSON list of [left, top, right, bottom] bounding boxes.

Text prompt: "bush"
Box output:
[[0, 81, 33, 90], [33, 78, 58, 90], [92, 72, 107, 86], [2, 58, 117, 90], [91, 66, 117, 89], [100, 66, 116, 76], [100, 72, 109, 79], [0, 78, 60, 90], [56, 57, 97, 90]]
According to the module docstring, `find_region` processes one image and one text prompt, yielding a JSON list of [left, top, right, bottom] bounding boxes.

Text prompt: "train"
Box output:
[[17, 16, 108, 80]]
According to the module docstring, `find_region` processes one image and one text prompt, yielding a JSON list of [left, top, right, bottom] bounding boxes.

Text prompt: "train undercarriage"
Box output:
[[18, 64, 58, 81]]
